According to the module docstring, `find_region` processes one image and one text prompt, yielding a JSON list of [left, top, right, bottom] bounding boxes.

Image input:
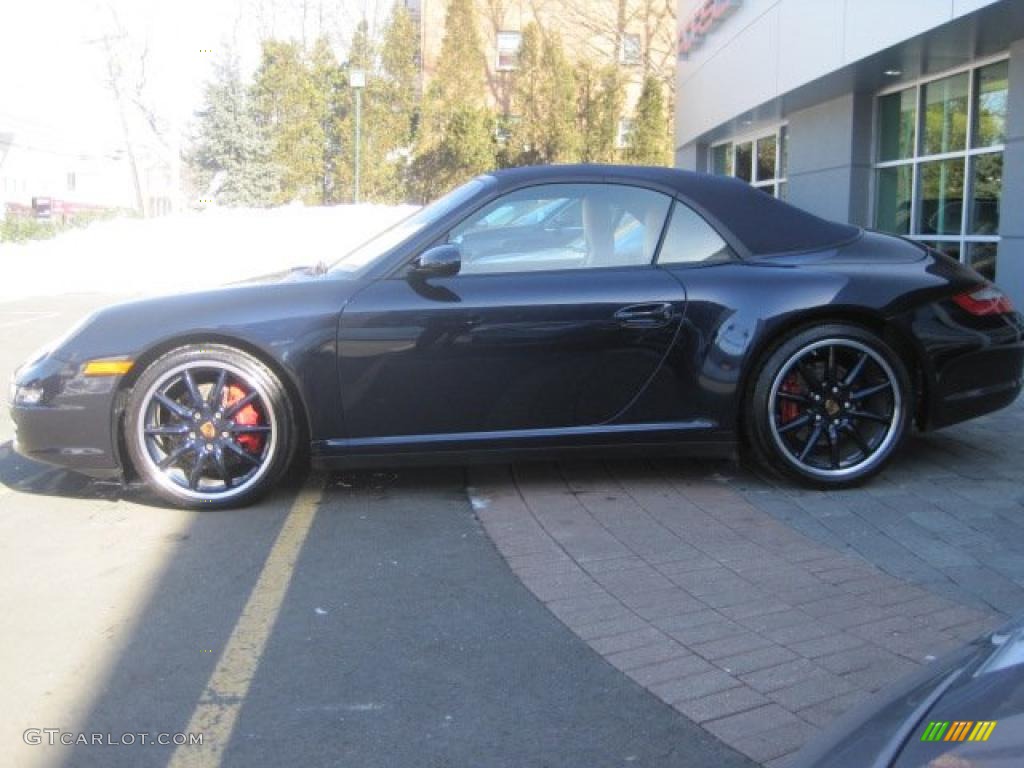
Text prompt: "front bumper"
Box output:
[[8, 355, 123, 477]]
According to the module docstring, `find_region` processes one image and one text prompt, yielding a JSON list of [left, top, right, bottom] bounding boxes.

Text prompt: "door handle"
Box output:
[[614, 302, 675, 328]]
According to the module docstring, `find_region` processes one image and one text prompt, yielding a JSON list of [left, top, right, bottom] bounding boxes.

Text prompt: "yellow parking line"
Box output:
[[168, 481, 323, 767]]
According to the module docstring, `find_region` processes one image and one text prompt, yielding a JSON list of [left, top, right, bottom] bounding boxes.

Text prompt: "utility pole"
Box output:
[[350, 69, 365, 204]]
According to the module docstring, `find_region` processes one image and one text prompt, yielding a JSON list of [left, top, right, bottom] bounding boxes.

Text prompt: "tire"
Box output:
[[125, 344, 294, 509], [745, 324, 911, 488]]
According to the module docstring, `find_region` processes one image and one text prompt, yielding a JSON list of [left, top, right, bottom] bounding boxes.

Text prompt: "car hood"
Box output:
[[48, 272, 366, 364], [791, 614, 1024, 768]]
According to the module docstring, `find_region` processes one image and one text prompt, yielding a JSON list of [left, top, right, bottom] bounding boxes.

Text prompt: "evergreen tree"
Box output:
[[538, 31, 579, 163], [508, 26, 580, 165], [188, 52, 276, 206], [374, 4, 420, 201], [507, 23, 544, 165], [626, 74, 670, 166], [308, 37, 347, 203], [252, 39, 330, 204], [577, 62, 625, 164], [332, 20, 373, 202], [415, 105, 495, 197], [412, 0, 495, 199], [431, 0, 487, 108], [338, 7, 421, 203]]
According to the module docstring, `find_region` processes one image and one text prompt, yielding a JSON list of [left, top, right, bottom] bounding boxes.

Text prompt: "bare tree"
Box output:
[[555, 0, 676, 93], [89, 8, 147, 216], [478, 0, 511, 108]]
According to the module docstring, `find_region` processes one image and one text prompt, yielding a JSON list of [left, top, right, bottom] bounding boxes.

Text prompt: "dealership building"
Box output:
[[674, 0, 1024, 307]]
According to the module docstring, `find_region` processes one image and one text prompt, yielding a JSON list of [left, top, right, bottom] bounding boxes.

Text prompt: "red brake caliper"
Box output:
[[779, 373, 802, 424], [222, 385, 264, 453]]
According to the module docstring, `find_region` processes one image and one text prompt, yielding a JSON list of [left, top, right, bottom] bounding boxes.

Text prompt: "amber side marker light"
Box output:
[[82, 360, 134, 376]]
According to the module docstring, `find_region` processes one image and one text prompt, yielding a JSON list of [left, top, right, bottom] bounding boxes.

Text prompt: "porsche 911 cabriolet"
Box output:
[[9, 165, 1023, 507]]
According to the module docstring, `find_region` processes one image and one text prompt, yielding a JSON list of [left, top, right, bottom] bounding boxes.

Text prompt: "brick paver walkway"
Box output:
[[468, 400, 1024, 766]]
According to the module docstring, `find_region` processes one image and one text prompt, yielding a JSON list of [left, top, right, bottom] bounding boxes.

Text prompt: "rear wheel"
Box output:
[[746, 324, 910, 487], [125, 345, 293, 508]]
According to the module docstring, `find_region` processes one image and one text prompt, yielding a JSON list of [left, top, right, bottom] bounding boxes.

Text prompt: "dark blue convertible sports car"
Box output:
[[9, 165, 1024, 507]]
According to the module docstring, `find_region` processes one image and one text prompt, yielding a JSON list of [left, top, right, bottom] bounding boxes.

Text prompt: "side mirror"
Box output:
[[411, 244, 461, 278]]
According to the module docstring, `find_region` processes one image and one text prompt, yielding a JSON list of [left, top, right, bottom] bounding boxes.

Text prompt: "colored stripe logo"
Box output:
[[920, 721, 997, 742]]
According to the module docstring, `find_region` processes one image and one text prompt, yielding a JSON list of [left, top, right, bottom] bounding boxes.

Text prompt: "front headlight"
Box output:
[[11, 384, 44, 406]]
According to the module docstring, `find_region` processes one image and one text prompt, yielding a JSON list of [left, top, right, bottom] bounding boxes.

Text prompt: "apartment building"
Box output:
[[409, 0, 677, 141]]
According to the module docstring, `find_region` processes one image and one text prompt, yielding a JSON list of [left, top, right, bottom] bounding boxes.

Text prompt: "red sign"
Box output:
[[679, 0, 741, 58]]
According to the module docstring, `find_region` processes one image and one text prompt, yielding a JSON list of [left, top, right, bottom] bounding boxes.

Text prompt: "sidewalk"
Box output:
[[468, 401, 1023, 766]]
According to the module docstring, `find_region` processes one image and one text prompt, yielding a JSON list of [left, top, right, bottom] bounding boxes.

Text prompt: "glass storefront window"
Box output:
[[735, 142, 752, 182], [756, 135, 777, 182], [970, 153, 1002, 235], [917, 158, 965, 236], [878, 88, 916, 161], [711, 143, 733, 176], [974, 61, 1008, 148], [779, 126, 788, 178], [875, 59, 1005, 279], [922, 72, 969, 156], [712, 127, 786, 196], [875, 166, 913, 235]]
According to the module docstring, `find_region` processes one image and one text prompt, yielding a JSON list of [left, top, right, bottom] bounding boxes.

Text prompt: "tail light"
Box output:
[[952, 284, 1015, 316]]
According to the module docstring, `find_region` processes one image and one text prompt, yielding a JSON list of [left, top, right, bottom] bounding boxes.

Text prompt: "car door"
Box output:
[[336, 182, 688, 443]]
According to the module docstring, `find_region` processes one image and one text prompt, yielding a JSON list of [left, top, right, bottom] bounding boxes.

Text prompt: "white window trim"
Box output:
[[617, 118, 636, 150], [870, 53, 1010, 269], [496, 31, 522, 72], [710, 123, 789, 197], [620, 33, 643, 66]]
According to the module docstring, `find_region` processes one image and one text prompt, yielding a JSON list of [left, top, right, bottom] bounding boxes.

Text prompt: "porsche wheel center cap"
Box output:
[[824, 399, 841, 417], [199, 421, 217, 440]]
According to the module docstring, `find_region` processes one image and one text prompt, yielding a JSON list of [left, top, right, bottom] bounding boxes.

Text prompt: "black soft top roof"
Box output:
[[488, 164, 861, 257]]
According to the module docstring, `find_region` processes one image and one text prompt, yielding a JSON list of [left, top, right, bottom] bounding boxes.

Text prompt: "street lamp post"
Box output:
[[350, 69, 366, 205]]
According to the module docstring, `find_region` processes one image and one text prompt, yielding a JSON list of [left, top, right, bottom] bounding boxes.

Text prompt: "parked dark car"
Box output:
[[8, 165, 1024, 508], [792, 614, 1024, 768]]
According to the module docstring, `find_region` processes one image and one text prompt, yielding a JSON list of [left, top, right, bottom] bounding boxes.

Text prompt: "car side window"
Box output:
[[448, 183, 672, 275], [657, 201, 733, 265]]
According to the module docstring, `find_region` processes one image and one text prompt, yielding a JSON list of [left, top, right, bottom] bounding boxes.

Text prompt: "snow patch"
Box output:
[[0, 203, 416, 301]]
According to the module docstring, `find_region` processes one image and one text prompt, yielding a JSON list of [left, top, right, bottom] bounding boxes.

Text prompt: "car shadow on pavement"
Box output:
[[24, 463, 756, 768], [0, 440, 314, 510], [0, 440, 131, 503]]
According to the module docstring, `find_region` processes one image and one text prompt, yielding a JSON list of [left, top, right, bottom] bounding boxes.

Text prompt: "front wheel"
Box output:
[[125, 344, 294, 508], [746, 324, 911, 487]]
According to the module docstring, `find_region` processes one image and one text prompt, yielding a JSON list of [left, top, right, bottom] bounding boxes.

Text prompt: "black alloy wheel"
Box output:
[[125, 345, 294, 508], [747, 324, 910, 487]]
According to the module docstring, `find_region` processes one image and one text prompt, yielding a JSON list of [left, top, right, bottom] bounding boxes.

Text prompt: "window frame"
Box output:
[[495, 30, 522, 71], [655, 199, 737, 268], [620, 33, 643, 66], [437, 182, 677, 277], [709, 124, 789, 198], [616, 118, 636, 150], [871, 54, 1009, 275]]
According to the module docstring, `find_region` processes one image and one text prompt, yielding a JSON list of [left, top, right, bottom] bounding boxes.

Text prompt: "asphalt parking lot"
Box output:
[[1, 295, 755, 768], [3, 294, 1023, 768]]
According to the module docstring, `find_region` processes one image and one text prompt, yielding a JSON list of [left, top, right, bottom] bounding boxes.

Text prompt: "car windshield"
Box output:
[[329, 177, 491, 273]]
